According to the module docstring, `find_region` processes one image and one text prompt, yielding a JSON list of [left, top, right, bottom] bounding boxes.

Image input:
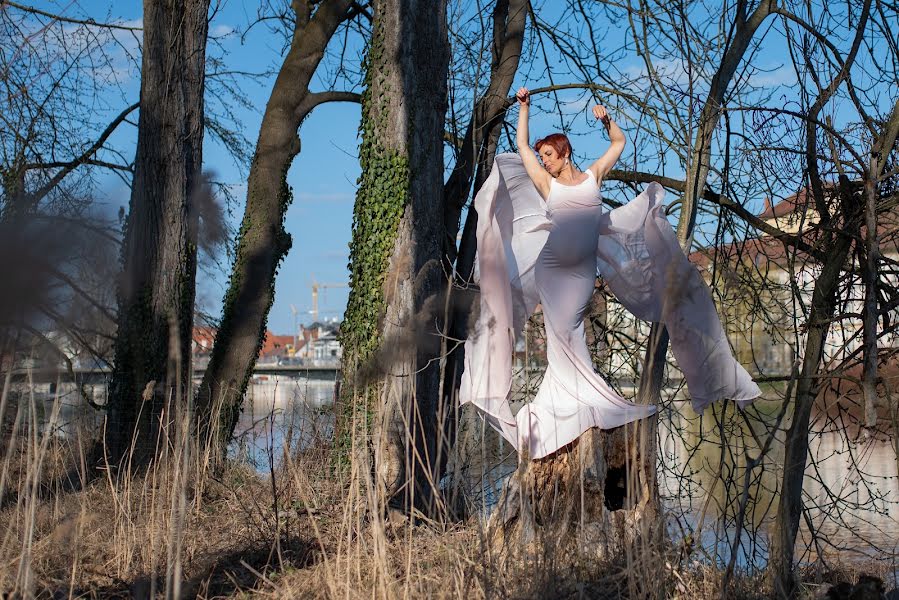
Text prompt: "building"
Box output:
[[258, 331, 303, 364], [191, 326, 323, 365], [309, 328, 342, 365], [192, 325, 217, 357], [690, 186, 899, 376]]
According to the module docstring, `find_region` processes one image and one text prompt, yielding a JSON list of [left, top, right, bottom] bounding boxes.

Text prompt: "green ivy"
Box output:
[[336, 23, 410, 466]]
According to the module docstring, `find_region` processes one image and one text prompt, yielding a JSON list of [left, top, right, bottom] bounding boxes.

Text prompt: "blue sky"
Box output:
[[35, 0, 820, 335], [58, 0, 616, 335], [52, 0, 364, 333]]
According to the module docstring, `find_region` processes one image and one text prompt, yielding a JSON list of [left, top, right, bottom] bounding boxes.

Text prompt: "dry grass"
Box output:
[[0, 384, 893, 599], [0, 442, 812, 599]]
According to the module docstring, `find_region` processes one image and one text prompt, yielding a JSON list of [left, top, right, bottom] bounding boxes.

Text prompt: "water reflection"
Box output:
[[0, 382, 106, 439], [0, 377, 335, 471], [450, 393, 898, 571], [658, 400, 899, 570], [230, 377, 335, 469]]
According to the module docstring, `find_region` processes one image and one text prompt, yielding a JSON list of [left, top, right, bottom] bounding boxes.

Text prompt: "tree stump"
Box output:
[[488, 420, 659, 564], [486, 278, 662, 571]]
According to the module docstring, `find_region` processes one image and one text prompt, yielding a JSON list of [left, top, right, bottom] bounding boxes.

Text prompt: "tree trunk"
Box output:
[[768, 7, 874, 590], [768, 226, 853, 598], [438, 0, 526, 515], [677, 0, 775, 242], [194, 0, 354, 454], [859, 98, 899, 431], [106, 0, 210, 468], [860, 172, 881, 431], [341, 0, 449, 514], [640, 0, 776, 442], [442, 0, 526, 260], [489, 423, 660, 561]]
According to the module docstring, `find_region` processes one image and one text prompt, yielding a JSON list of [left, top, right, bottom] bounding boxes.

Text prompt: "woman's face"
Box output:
[[539, 145, 567, 177]]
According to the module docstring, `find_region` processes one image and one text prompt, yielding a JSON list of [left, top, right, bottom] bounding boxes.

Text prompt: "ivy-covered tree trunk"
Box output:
[[341, 0, 449, 513], [194, 0, 355, 456], [106, 0, 210, 467]]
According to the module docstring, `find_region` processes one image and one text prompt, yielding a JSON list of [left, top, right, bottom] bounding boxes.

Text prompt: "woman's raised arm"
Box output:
[[587, 105, 625, 182], [515, 88, 552, 199]]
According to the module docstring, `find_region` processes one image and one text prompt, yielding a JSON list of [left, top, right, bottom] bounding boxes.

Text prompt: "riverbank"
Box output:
[[1, 434, 896, 599]]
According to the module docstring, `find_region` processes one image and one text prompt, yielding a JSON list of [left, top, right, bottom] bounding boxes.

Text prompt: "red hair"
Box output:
[[534, 133, 572, 159]]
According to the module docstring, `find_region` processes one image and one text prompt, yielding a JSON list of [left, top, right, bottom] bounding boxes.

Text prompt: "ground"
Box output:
[[0, 435, 894, 598]]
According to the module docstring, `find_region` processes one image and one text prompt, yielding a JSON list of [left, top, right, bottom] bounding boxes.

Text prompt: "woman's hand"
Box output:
[[514, 86, 549, 198], [588, 104, 625, 181], [592, 104, 612, 127], [516, 87, 530, 107]]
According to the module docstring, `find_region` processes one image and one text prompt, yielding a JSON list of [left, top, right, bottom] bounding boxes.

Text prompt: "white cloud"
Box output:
[[749, 64, 797, 88], [210, 24, 235, 38]]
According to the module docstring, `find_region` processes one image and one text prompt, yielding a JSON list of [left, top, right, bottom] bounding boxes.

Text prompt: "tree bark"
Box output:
[[489, 423, 660, 560], [342, 0, 449, 514], [438, 0, 526, 513], [106, 0, 210, 467], [194, 0, 355, 453], [860, 98, 899, 430], [768, 216, 853, 598], [768, 6, 873, 593]]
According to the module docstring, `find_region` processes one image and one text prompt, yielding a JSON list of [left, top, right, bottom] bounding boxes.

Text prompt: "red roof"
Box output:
[[757, 182, 852, 220], [692, 187, 899, 271], [689, 234, 807, 271], [259, 331, 302, 358], [192, 327, 305, 359], [758, 188, 812, 219], [192, 326, 217, 353]]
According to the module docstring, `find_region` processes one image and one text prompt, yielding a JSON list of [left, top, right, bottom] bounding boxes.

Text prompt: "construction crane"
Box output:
[[311, 278, 347, 323]]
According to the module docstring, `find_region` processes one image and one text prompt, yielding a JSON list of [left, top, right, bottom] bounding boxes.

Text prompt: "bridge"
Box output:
[[7, 364, 342, 385]]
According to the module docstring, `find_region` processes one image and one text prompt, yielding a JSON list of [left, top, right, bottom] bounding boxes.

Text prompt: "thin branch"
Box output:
[[605, 169, 829, 262], [25, 159, 133, 173], [23, 102, 140, 207], [1, 1, 143, 31]]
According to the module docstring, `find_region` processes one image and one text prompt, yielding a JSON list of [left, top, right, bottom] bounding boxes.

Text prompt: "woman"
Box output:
[[458, 87, 760, 460]]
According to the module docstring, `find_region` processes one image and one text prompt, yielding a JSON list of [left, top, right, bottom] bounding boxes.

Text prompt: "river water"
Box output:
[[7, 376, 898, 574], [235, 378, 899, 574]]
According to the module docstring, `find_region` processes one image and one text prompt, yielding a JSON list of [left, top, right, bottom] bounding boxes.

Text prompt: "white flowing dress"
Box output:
[[459, 153, 760, 459]]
